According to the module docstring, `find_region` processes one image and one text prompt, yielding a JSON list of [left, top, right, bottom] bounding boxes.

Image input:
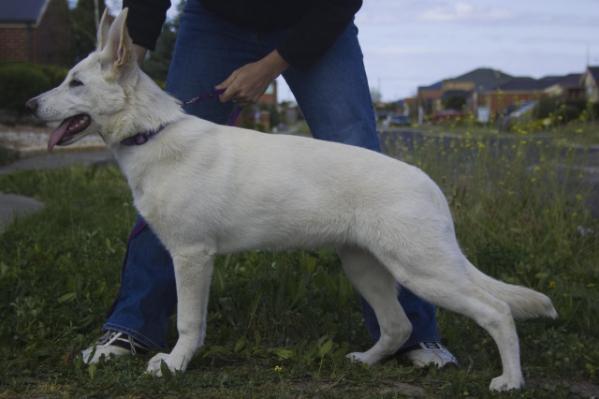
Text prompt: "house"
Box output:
[[478, 76, 565, 117], [582, 66, 599, 103], [417, 81, 443, 114], [0, 0, 71, 65], [258, 80, 277, 106], [417, 68, 513, 118], [544, 73, 584, 100]]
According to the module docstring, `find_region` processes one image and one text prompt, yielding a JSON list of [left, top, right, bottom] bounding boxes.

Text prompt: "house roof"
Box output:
[[418, 80, 443, 92], [449, 67, 513, 91], [552, 73, 582, 89], [0, 0, 49, 24], [492, 76, 564, 92], [587, 66, 599, 84]]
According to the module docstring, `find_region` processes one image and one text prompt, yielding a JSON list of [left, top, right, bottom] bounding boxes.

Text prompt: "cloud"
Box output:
[[419, 2, 512, 22]]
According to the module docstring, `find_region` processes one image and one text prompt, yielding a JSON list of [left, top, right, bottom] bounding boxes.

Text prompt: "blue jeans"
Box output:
[[105, 0, 439, 350]]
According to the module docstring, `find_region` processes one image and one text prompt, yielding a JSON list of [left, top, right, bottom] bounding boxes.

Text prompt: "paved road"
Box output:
[[0, 149, 112, 232], [0, 193, 44, 233], [0, 149, 112, 175]]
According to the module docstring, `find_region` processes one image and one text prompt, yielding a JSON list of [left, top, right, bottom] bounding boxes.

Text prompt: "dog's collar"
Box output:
[[120, 124, 168, 146], [120, 88, 241, 147]]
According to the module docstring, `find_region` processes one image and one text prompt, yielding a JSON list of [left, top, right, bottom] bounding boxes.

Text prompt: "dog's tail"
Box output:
[[466, 261, 558, 320]]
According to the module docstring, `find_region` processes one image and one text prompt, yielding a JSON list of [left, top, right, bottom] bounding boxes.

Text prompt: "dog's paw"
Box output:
[[489, 374, 524, 392], [346, 351, 376, 366], [145, 352, 186, 377]]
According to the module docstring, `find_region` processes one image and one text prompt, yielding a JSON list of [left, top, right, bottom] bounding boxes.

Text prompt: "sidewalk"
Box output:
[[0, 193, 44, 233], [0, 149, 112, 175], [0, 124, 104, 153]]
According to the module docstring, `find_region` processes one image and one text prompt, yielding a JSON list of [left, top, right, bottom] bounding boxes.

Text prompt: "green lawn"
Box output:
[[402, 121, 599, 147], [0, 134, 598, 398]]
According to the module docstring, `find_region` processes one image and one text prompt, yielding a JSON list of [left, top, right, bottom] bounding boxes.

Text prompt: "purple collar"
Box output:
[[120, 88, 241, 147], [120, 123, 168, 146]]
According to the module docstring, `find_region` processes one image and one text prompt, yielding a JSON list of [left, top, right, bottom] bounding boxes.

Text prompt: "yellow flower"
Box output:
[[548, 281, 556, 289], [274, 365, 283, 373]]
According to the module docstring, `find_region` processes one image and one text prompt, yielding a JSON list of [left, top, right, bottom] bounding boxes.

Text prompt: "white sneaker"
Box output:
[[81, 330, 149, 364], [404, 342, 458, 368]]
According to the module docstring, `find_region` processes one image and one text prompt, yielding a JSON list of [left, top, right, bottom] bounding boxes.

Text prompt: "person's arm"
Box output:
[[218, 0, 362, 103], [216, 50, 288, 103], [123, 0, 171, 51]]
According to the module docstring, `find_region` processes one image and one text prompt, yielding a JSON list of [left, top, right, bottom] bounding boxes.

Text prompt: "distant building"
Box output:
[[582, 66, 599, 103], [0, 0, 71, 65], [417, 81, 443, 114], [478, 77, 554, 117], [415, 67, 586, 121], [417, 68, 513, 119], [259, 80, 277, 106], [544, 73, 584, 100]]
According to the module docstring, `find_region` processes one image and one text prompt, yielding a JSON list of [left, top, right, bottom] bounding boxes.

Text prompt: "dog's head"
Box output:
[[26, 9, 140, 150]]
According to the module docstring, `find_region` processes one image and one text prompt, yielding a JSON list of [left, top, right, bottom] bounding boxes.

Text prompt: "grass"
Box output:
[[403, 121, 599, 146], [0, 130, 598, 398]]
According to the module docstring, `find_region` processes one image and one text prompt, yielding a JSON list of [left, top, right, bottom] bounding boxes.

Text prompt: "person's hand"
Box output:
[[216, 50, 289, 104]]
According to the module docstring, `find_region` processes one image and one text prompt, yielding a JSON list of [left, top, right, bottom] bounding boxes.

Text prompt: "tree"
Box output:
[[443, 95, 466, 111], [143, 1, 186, 83], [370, 87, 382, 103], [70, 0, 106, 62]]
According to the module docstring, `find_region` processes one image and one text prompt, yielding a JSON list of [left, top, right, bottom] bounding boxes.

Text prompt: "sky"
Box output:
[[102, 0, 599, 102]]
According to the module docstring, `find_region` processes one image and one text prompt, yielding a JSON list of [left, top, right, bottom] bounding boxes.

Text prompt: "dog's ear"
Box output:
[[97, 8, 113, 51], [101, 8, 135, 72]]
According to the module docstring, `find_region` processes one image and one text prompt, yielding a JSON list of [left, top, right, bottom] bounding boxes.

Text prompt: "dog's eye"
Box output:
[[69, 79, 84, 88]]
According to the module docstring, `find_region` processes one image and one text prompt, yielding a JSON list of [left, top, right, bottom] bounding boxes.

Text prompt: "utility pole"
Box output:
[[94, 0, 100, 30]]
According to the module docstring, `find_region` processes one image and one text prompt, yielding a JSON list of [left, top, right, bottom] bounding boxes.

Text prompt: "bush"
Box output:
[[533, 96, 586, 125], [0, 63, 68, 115], [587, 102, 599, 121], [38, 64, 68, 87]]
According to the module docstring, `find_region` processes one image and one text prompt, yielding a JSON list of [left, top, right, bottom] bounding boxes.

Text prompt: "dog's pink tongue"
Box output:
[[47, 120, 69, 151]]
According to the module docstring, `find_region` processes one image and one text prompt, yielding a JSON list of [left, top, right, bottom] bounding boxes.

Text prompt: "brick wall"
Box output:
[[480, 91, 543, 116], [0, 0, 71, 65], [0, 27, 34, 62]]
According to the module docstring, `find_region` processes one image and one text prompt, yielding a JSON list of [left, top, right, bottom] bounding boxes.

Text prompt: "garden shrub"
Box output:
[[534, 96, 586, 125], [38, 64, 69, 87], [0, 63, 68, 114]]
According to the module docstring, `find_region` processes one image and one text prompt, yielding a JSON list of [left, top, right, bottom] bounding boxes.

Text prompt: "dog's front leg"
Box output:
[[146, 248, 215, 376]]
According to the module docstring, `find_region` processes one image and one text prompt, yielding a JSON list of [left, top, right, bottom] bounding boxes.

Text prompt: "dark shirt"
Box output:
[[123, 0, 362, 69]]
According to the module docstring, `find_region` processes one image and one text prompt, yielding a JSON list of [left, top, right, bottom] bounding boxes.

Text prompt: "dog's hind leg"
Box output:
[[146, 248, 215, 376], [437, 283, 523, 391], [376, 249, 524, 391], [337, 246, 412, 365]]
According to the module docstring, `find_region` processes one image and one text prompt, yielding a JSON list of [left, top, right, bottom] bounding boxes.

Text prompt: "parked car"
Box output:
[[389, 115, 411, 126], [431, 109, 466, 123]]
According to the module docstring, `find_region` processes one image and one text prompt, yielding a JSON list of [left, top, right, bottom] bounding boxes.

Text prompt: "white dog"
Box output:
[[27, 9, 557, 391]]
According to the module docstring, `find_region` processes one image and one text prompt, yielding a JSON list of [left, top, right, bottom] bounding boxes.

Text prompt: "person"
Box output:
[[83, 0, 457, 368]]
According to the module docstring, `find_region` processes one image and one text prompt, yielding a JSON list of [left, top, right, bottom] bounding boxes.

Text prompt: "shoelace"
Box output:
[[419, 342, 458, 364], [421, 342, 443, 350], [97, 331, 148, 355]]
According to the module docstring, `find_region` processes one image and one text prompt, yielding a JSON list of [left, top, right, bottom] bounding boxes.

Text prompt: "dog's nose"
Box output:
[[25, 98, 38, 113]]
